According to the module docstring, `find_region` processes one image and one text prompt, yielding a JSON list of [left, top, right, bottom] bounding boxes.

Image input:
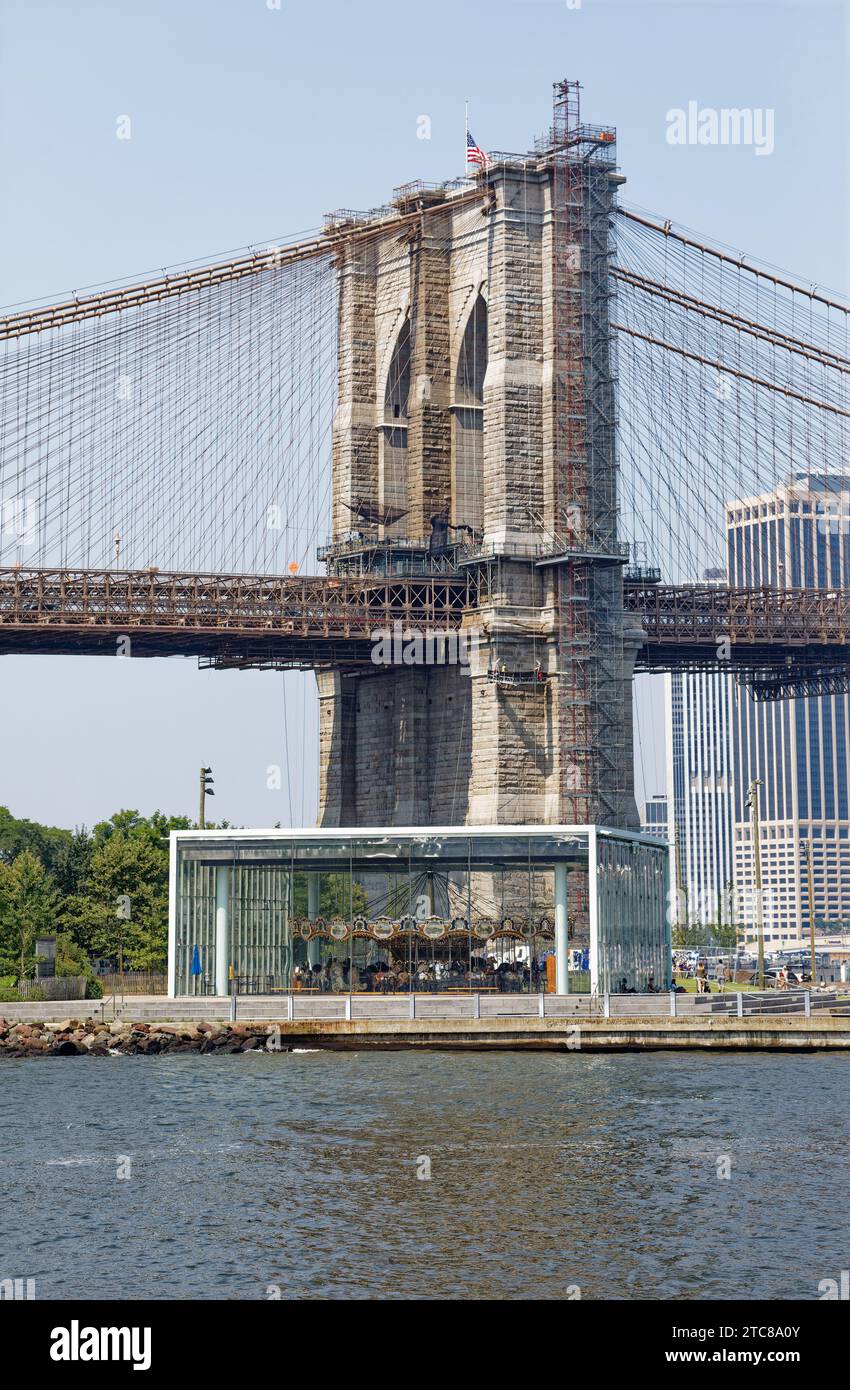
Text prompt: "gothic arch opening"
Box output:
[[379, 316, 411, 535], [452, 294, 487, 533], [456, 293, 487, 406]]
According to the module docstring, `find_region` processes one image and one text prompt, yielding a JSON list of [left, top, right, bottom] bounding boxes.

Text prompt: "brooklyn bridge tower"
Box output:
[[317, 81, 643, 830]]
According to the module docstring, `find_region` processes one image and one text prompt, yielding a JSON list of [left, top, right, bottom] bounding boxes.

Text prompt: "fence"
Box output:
[[598, 989, 849, 1019], [4, 988, 849, 1027], [231, 988, 850, 1023], [14, 975, 87, 1001], [234, 992, 591, 1022], [97, 972, 167, 995]]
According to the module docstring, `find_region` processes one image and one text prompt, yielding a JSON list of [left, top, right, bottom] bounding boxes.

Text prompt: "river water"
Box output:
[[2, 1051, 848, 1300]]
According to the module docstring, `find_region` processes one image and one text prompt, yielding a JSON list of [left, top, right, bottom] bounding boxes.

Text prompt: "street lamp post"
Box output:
[[116, 894, 131, 1014], [804, 839, 816, 985], [199, 766, 214, 829], [747, 780, 765, 990]]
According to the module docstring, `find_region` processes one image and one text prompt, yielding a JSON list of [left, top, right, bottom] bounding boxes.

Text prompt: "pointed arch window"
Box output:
[[384, 315, 411, 423], [455, 294, 487, 406], [379, 316, 412, 534], [452, 295, 487, 531]]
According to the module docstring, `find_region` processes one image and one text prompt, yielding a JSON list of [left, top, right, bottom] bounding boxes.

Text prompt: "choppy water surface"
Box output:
[[2, 1051, 848, 1299]]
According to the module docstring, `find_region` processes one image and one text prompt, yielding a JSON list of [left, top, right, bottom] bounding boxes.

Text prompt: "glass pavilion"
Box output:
[[168, 825, 670, 997]]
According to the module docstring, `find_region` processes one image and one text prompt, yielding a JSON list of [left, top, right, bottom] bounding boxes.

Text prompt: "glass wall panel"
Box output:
[[595, 836, 670, 993], [174, 860, 216, 995]]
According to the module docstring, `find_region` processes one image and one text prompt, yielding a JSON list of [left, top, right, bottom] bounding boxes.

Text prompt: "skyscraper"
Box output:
[[664, 661, 736, 931], [727, 474, 850, 945]]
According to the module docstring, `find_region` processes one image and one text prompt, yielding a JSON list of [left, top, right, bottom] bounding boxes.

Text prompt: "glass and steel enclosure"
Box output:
[[168, 825, 669, 997]]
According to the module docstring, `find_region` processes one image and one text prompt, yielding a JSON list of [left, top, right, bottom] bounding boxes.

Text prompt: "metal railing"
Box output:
[[6, 989, 847, 1025], [97, 971, 167, 995], [228, 988, 850, 1023]]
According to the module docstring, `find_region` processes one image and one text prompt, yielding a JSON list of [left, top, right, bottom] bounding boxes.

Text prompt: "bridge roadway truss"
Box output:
[[0, 567, 847, 699]]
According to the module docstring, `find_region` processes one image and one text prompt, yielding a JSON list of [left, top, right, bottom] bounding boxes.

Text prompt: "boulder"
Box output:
[[54, 1039, 79, 1056]]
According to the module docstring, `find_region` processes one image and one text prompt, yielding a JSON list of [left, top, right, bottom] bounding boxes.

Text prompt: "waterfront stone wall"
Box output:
[[5, 1013, 850, 1056]]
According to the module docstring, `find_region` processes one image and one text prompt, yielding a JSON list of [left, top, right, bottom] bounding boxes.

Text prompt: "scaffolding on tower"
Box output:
[[551, 78, 630, 825]]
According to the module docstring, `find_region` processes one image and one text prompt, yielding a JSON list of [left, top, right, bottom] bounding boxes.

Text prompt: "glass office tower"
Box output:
[[727, 474, 850, 944], [664, 662, 736, 932]]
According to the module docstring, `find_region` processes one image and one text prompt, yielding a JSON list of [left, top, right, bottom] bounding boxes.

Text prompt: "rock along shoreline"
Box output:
[[0, 1018, 284, 1058]]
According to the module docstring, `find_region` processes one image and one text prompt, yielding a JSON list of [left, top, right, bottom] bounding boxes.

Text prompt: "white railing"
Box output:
[[4, 990, 847, 1025], [232, 989, 850, 1023]]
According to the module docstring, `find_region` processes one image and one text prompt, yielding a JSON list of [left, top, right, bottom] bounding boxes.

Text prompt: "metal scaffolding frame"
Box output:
[[551, 79, 628, 824]]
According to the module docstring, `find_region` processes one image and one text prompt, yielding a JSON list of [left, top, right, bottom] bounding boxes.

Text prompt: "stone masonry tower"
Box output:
[[317, 81, 643, 830]]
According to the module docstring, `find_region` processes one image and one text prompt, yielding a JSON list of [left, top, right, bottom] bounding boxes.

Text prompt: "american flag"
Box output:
[[466, 131, 488, 169]]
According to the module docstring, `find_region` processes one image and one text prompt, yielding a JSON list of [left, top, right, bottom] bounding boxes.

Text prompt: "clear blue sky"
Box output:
[[1, 0, 848, 830]]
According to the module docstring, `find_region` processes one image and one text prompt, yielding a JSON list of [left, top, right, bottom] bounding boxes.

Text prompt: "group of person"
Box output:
[[672, 955, 727, 993], [618, 973, 662, 993]]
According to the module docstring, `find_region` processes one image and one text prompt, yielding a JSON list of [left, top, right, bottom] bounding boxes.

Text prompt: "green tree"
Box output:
[[54, 931, 95, 979], [671, 921, 706, 950], [90, 809, 191, 850], [291, 873, 369, 918], [0, 850, 60, 979], [0, 806, 71, 875], [51, 828, 93, 898], [672, 918, 740, 951], [62, 810, 191, 970], [63, 833, 167, 969]]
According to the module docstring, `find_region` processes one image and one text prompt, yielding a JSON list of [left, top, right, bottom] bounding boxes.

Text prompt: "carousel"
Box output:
[[286, 903, 559, 994]]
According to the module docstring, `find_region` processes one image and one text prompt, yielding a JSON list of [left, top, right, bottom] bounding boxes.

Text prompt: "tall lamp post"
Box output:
[[116, 894, 131, 1013], [199, 766, 214, 829], [747, 780, 765, 990], [804, 839, 816, 985]]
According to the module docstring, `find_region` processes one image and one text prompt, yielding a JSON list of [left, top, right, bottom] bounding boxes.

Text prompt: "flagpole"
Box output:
[[465, 98, 469, 177]]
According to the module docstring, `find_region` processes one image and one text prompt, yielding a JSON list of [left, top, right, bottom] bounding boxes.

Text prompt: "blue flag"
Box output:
[[191, 945, 202, 977]]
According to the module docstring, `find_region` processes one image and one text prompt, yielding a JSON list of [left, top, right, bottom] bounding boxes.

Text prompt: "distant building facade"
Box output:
[[727, 474, 850, 945], [640, 794, 669, 839], [664, 661, 736, 932]]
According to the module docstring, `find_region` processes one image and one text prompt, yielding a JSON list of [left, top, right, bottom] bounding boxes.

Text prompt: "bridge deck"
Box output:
[[0, 568, 847, 679]]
